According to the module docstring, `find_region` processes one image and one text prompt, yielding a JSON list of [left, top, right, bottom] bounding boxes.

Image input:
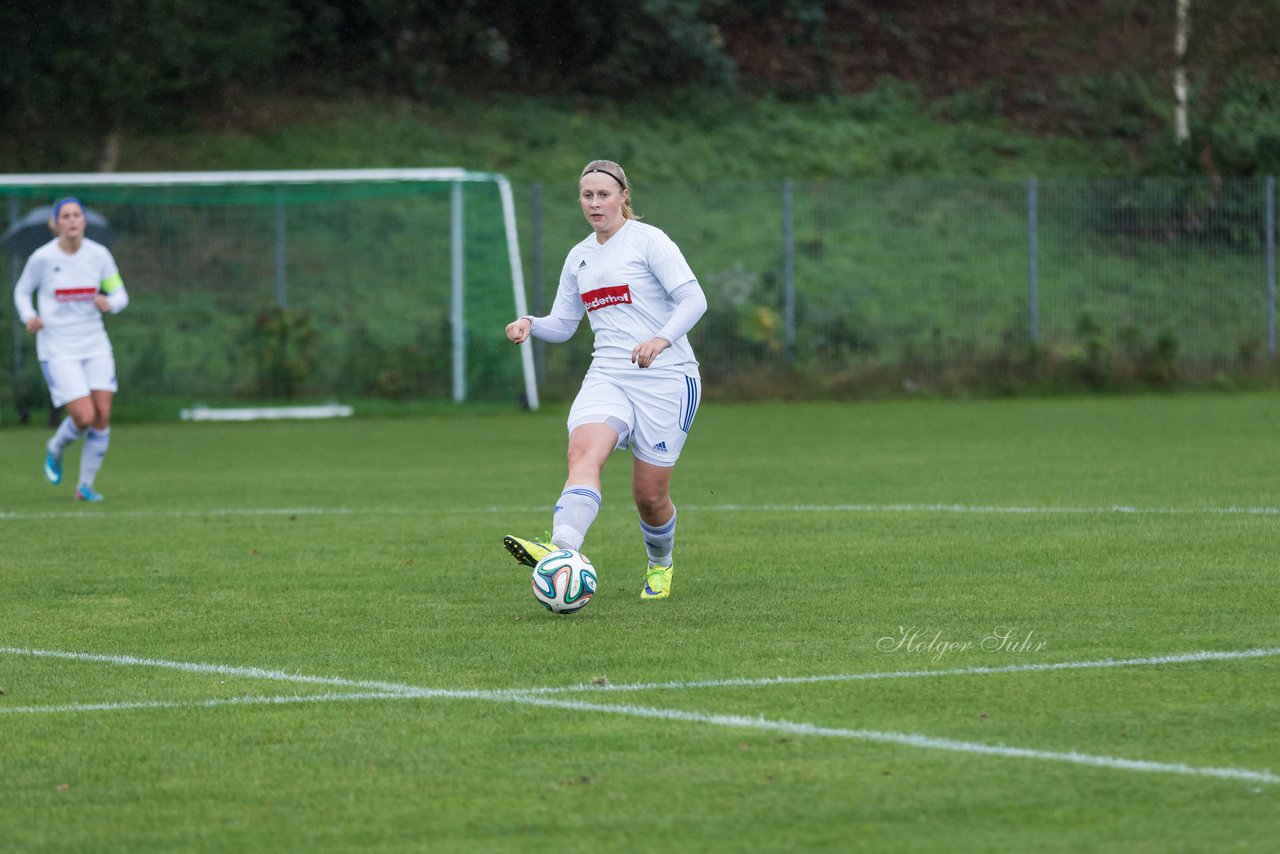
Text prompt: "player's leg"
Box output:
[[40, 360, 92, 486], [629, 371, 700, 600], [550, 422, 617, 550], [76, 388, 114, 502], [504, 372, 631, 566], [503, 423, 621, 566], [633, 458, 678, 599]]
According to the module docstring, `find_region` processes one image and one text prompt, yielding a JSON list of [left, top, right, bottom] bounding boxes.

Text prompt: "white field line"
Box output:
[[2, 646, 1277, 785], [1, 503, 1278, 523], [495, 694, 1280, 786], [0, 691, 411, 715], [509, 646, 1280, 696], [0, 646, 438, 696], [8, 689, 1275, 785]]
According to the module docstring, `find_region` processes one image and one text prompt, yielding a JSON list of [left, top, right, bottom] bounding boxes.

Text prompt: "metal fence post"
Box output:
[[1028, 177, 1039, 344], [273, 186, 287, 308], [1267, 174, 1276, 358], [783, 178, 795, 362], [531, 182, 545, 386], [8, 195, 20, 422], [451, 181, 466, 403]]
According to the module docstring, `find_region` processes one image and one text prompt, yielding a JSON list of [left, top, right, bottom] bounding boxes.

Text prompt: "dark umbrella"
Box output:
[[3, 205, 115, 257]]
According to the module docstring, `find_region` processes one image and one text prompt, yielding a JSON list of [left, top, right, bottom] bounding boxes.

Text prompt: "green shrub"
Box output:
[[237, 305, 318, 399]]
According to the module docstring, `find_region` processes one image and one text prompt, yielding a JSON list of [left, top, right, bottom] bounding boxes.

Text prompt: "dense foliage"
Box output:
[[1, 0, 1278, 173]]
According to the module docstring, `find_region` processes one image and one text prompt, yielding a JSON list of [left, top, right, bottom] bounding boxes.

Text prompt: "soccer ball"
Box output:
[[531, 549, 597, 614]]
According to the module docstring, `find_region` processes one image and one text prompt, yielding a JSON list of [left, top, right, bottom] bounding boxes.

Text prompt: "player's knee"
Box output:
[[632, 488, 670, 519], [564, 451, 600, 482], [566, 440, 608, 471]]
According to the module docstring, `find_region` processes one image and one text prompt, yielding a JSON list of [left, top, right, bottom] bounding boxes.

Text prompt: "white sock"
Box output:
[[552, 485, 601, 552], [640, 507, 677, 567], [79, 427, 110, 488], [48, 416, 83, 456]]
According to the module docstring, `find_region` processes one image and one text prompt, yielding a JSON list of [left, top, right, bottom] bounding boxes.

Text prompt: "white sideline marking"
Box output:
[[2, 646, 1277, 785], [17, 690, 1274, 785], [0, 507, 536, 522], [699, 503, 1280, 516], [180, 404, 353, 421], [500, 695, 1280, 786], [1, 502, 1278, 522], [11, 646, 1276, 699], [519, 647, 1280, 695], [0, 691, 410, 715], [0, 646, 430, 696]]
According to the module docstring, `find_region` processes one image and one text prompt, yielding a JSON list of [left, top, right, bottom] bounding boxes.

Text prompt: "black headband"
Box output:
[[581, 167, 626, 189]]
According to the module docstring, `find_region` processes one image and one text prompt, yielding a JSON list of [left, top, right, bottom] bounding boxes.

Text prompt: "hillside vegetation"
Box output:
[[3, 1, 1277, 412], [2, 0, 1278, 177], [107, 89, 1140, 182]]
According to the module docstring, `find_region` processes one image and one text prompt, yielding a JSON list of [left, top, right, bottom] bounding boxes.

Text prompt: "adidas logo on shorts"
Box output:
[[652, 441, 668, 452]]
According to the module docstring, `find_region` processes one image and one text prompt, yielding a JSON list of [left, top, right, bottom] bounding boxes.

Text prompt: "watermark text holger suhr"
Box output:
[[877, 626, 1047, 663]]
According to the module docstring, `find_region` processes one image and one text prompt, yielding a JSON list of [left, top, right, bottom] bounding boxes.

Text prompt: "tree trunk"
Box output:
[[1174, 0, 1190, 143], [97, 129, 121, 173]]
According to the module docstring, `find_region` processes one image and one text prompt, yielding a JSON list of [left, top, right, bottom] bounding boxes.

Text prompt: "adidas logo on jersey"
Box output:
[[652, 441, 668, 452], [578, 260, 587, 268]]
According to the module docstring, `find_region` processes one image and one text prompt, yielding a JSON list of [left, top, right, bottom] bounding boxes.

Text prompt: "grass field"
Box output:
[[1, 393, 1278, 851]]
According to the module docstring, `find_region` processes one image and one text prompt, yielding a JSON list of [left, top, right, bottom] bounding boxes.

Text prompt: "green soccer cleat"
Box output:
[[641, 563, 673, 600], [503, 533, 556, 568]]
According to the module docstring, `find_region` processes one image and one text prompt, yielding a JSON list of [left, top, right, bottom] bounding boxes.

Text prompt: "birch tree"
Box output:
[[1174, 0, 1190, 143]]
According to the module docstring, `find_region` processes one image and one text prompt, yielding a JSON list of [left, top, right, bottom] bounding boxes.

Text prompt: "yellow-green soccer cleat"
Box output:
[[641, 563, 673, 600], [503, 533, 556, 568]]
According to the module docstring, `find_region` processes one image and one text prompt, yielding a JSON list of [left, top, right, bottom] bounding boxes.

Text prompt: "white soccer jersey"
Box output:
[[547, 219, 700, 371], [13, 238, 126, 361]]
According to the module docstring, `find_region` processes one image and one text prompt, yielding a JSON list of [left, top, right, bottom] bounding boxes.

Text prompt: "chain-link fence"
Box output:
[[4, 176, 1276, 418], [530, 176, 1276, 399]]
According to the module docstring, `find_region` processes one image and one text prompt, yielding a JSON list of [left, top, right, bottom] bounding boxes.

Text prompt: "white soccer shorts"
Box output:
[[40, 354, 118, 407], [567, 366, 701, 467]]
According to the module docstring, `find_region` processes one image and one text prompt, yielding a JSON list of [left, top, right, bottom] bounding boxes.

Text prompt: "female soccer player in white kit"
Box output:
[[504, 160, 707, 600], [13, 197, 130, 502]]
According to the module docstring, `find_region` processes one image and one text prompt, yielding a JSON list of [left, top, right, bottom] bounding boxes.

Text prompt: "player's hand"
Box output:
[[506, 318, 532, 344], [25, 317, 43, 333], [631, 337, 670, 368], [94, 295, 111, 313]]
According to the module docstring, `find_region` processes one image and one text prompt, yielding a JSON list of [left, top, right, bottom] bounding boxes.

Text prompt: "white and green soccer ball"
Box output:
[[531, 549, 597, 614]]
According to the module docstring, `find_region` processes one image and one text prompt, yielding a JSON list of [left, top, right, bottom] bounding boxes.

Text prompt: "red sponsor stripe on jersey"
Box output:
[[581, 284, 631, 312], [55, 287, 98, 302]]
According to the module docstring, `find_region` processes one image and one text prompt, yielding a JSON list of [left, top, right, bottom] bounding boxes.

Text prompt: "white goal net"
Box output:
[[2, 169, 539, 418]]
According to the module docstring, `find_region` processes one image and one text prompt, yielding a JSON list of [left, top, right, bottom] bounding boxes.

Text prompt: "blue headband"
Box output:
[[53, 197, 83, 218]]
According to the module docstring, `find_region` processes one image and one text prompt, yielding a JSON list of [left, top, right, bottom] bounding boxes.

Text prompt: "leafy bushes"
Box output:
[[1207, 75, 1280, 176], [238, 306, 318, 398]]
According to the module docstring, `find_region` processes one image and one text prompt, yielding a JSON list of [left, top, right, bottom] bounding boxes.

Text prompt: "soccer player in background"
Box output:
[[13, 197, 130, 502], [503, 159, 707, 600]]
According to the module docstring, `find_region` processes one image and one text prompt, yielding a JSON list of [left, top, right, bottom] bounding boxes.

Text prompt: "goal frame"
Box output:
[[1, 168, 540, 410]]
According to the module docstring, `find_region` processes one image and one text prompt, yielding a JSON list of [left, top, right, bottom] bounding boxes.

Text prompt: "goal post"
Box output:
[[2, 168, 540, 414]]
